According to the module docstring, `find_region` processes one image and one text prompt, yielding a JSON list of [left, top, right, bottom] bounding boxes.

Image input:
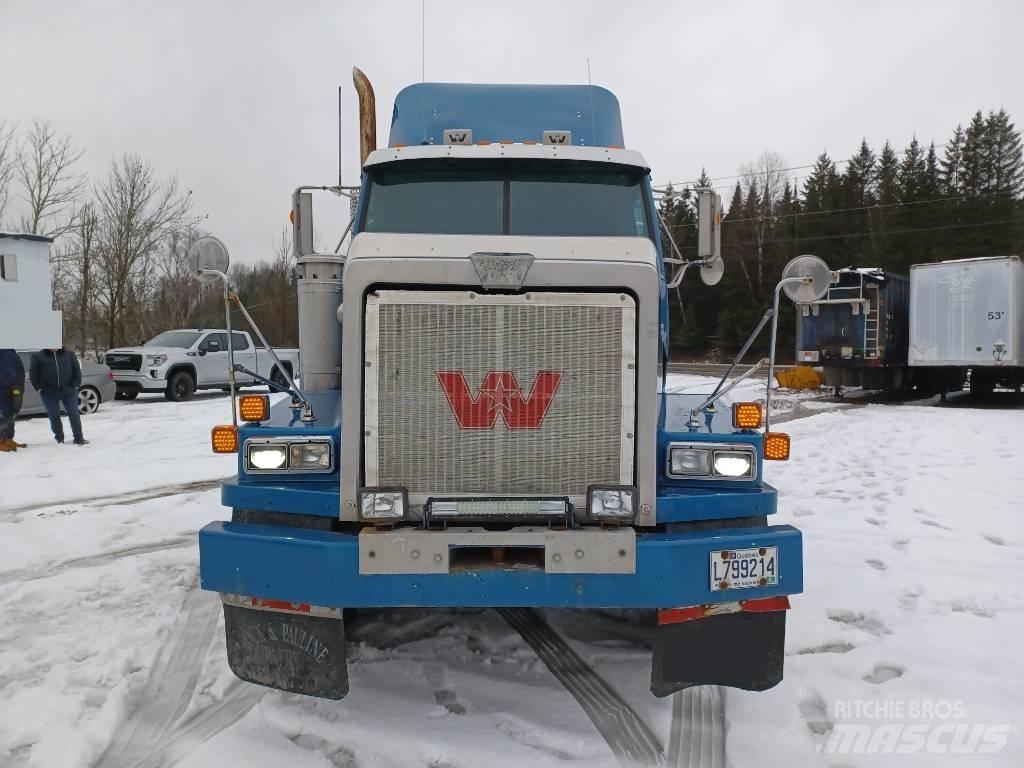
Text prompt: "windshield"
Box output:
[[363, 161, 649, 238], [145, 331, 202, 348]]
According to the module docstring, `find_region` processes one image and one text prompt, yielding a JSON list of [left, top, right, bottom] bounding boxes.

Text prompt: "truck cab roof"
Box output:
[[388, 82, 626, 149]]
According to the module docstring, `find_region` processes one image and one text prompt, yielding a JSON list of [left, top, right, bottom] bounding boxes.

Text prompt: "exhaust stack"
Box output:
[[353, 67, 376, 167]]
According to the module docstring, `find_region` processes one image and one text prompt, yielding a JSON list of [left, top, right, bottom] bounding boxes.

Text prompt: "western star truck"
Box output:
[[195, 71, 808, 699], [105, 329, 299, 402]]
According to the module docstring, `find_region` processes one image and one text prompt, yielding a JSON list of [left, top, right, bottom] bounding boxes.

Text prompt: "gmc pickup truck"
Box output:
[[105, 329, 300, 402]]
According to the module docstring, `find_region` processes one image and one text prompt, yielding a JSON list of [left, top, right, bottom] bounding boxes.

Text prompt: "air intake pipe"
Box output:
[[353, 67, 376, 167]]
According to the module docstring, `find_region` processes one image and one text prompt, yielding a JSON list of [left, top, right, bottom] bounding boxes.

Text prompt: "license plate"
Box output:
[[709, 547, 778, 591]]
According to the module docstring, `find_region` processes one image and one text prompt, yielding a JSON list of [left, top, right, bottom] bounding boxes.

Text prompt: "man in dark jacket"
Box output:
[[29, 348, 89, 446], [0, 349, 26, 452]]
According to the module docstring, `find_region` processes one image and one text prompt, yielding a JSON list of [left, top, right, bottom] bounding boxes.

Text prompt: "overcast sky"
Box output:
[[3, 0, 1022, 262]]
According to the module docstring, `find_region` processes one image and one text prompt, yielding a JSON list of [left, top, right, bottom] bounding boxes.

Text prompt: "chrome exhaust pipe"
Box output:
[[353, 67, 376, 167]]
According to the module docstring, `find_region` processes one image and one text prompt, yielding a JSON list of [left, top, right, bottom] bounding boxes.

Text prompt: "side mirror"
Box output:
[[697, 189, 722, 263], [198, 348, 207, 357], [291, 191, 314, 257], [187, 236, 231, 282]]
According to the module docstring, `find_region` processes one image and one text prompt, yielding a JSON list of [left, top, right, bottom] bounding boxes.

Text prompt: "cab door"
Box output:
[[230, 332, 257, 384], [196, 333, 229, 385], [17, 352, 43, 413]]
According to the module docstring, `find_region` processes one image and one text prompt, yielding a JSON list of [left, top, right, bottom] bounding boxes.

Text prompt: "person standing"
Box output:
[[29, 347, 89, 446], [0, 348, 26, 452]]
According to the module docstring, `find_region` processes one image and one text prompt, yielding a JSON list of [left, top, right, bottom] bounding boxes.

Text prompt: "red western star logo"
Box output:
[[436, 370, 564, 430]]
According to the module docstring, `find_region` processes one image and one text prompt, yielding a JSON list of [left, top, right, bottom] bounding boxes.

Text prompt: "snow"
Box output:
[[1, 382, 1021, 766]]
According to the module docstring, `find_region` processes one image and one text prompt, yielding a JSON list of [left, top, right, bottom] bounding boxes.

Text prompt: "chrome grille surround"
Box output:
[[363, 290, 636, 510]]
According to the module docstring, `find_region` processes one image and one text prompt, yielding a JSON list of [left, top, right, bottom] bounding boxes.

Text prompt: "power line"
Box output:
[[654, 140, 954, 195], [670, 215, 1024, 253], [664, 189, 1017, 230]]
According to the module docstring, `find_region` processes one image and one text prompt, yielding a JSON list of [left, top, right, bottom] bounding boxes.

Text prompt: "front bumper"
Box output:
[[199, 521, 802, 609], [112, 370, 168, 392]]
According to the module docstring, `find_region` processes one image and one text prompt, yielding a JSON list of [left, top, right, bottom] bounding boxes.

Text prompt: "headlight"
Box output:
[[247, 443, 288, 471], [667, 443, 756, 480], [713, 451, 754, 478], [359, 487, 408, 521], [147, 354, 167, 366], [289, 441, 331, 471], [669, 448, 711, 476], [242, 438, 334, 473]]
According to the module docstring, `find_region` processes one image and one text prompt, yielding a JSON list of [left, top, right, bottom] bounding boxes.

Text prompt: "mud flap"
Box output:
[[223, 603, 349, 699], [650, 610, 785, 697]]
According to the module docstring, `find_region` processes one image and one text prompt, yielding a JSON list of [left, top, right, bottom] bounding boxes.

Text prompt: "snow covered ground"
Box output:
[[0, 382, 1021, 767]]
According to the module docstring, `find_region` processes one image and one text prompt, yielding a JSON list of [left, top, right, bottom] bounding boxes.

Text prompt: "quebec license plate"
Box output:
[[709, 547, 778, 591]]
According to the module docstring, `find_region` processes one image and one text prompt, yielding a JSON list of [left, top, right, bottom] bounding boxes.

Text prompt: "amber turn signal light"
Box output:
[[239, 394, 270, 423], [211, 424, 238, 453], [763, 432, 791, 461], [732, 402, 763, 429]]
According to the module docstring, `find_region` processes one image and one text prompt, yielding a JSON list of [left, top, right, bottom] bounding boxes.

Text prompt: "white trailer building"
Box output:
[[0, 233, 63, 350]]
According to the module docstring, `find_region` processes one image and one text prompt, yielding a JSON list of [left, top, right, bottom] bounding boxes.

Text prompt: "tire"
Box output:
[[165, 371, 196, 402], [115, 389, 139, 401], [270, 366, 289, 389], [78, 386, 101, 415]]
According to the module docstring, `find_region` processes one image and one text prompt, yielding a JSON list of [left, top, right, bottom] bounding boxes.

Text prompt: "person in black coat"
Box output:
[[29, 348, 89, 446], [0, 349, 26, 451]]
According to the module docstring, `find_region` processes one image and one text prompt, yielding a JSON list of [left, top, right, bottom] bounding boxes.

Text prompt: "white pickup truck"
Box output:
[[104, 329, 300, 402]]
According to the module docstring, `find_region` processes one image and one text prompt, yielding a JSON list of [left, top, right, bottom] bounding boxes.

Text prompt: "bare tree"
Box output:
[[70, 203, 100, 356], [0, 121, 16, 224], [93, 154, 196, 347], [740, 151, 789, 297], [152, 226, 205, 330], [17, 120, 85, 238]]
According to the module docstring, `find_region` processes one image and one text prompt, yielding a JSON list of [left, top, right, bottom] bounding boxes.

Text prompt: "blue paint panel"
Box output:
[[222, 480, 339, 518], [655, 484, 777, 522], [200, 522, 802, 609], [388, 83, 625, 148]]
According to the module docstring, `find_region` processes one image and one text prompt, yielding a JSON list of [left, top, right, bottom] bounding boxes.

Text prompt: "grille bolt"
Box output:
[[641, 504, 652, 516], [411, 549, 420, 559], [433, 553, 443, 563], [552, 553, 562, 563], [368, 550, 376, 559], [574, 549, 584, 559], [618, 549, 626, 557], [345, 500, 355, 510]]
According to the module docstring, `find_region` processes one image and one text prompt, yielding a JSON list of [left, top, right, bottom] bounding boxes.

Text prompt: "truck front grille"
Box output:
[[363, 290, 636, 506], [105, 353, 142, 371]]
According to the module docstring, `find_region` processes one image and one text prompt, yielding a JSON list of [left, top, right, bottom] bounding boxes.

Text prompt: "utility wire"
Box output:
[[669, 215, 1024, 253], [664, 189, 1019, 230]]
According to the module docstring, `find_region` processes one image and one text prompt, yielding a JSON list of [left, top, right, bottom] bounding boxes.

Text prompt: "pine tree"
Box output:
[[941, 125, 965, 194]]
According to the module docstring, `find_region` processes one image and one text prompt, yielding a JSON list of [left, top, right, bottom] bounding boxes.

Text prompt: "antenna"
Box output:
[[421, 0, 426, 82], [587, 57, 592, 85], [344, 84, 348, 188]]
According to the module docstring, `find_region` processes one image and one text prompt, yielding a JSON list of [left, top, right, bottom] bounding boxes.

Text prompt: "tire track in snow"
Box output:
[[94, 586, 222, 768], [0, 537, 194, 586], [499, 608, 665, 767], [666, 687, 726, 768], [1, 478, 226, 518]]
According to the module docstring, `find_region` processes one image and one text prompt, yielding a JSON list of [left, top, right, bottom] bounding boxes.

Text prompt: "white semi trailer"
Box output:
[[909, 255, 1024, 394]]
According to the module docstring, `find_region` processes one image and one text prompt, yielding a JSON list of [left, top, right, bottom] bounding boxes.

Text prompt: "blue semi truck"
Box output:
[[195, 71, 805, 699]]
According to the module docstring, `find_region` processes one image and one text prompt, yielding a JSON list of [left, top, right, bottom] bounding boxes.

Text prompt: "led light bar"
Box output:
[[425, 497, 570, 527]]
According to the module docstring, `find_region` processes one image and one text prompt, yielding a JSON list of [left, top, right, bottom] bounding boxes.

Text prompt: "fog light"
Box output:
[[586, 485, 637, 525], [247, 443, 287, 471], [669, 447, 711, 477], [359, 487, 408, 522], [289, 441, 332, 471], [713, 450, 754, 478]]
